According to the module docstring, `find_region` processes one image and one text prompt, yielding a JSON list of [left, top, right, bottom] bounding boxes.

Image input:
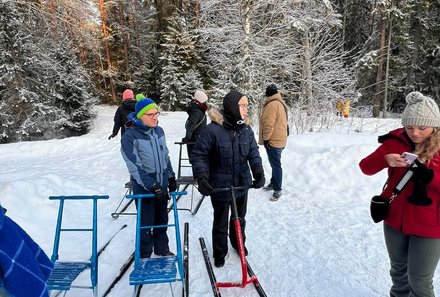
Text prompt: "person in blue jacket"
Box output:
[[190, 91, 265, 268], [120, 98, 177, 258], [0, 204, 53, 297]]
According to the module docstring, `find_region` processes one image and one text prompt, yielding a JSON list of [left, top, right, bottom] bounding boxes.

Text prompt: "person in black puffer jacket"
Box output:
[[108, 89, 137, 139], [182, 90, 208, 158], [190, 91, 265, 268]]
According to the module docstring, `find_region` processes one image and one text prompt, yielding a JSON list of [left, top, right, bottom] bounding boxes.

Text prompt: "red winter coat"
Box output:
[[359, 128, 440, 238]]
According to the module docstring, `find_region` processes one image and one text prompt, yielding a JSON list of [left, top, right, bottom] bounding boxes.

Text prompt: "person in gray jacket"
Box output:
[[120, 98, 177, 258]]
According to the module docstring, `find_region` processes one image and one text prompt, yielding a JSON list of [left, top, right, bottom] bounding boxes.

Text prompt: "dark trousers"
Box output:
[[384, 223, 440, 297], [131, 179, 169, 258], [210, 194, 248, 259], [266, 147, 283, 191]]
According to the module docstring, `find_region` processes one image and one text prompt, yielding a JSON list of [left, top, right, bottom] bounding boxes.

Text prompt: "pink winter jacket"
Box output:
[[359, 128, 440, 238]]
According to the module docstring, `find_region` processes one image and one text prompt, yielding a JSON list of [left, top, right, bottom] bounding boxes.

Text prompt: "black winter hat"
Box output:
[[265, 84, 278, 97], [223, 91, 244, 124]]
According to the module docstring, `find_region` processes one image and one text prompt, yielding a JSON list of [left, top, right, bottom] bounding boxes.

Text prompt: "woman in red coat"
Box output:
[[359, 91, 440, 297]]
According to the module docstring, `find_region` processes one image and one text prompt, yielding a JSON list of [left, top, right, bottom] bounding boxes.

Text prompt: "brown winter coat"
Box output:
[[258, 93, 288, 148]]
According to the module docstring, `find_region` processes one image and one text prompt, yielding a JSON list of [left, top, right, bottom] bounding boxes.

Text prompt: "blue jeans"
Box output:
[[266, 147, 283, 191]]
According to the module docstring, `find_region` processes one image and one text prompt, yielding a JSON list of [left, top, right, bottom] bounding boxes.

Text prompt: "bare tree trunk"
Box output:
[[383, 18, 392, 117], [370, 0, 378, 36], [372, 7, 386, 118], [302, 28, 313, 112], [406, 0, 423, 89], [99, 0, 116, 103], [242, 0, 252, 94], [118, 1, 130, 82]]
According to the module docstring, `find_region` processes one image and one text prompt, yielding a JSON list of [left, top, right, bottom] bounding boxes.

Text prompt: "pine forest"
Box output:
[[1, 0, 439, 143]]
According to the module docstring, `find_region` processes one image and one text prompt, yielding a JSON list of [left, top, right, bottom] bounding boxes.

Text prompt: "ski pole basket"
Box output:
[[127, 191, 189, 296], [46, 195, 109, 297]]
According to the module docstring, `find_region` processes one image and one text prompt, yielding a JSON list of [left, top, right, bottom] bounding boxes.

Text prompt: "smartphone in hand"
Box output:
[[402, 152, 418, 165]]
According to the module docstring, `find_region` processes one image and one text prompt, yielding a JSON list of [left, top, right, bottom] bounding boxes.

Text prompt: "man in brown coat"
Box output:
[[258, 84, 288, 201]]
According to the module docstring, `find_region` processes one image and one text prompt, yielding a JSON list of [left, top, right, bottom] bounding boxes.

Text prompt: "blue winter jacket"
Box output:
[[0, 207, 53, 297], [121, 113, 175, 191], [191, 108, 263, 201]]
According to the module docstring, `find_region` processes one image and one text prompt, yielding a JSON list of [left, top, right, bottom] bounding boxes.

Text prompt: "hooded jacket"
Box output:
[[184, 100, 207, 141], [258, 93, 288, 148], [190, 108, 263, 201], [112, 99, 136, 136], [120, 113, 175, 191], [359, 128, 440, 238]]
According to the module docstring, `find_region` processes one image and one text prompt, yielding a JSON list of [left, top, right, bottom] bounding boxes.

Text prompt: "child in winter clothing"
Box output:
[[359, 91, 440, 297]]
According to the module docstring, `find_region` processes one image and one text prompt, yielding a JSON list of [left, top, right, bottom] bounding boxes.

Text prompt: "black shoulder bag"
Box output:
[[370, 169, 413, 223]]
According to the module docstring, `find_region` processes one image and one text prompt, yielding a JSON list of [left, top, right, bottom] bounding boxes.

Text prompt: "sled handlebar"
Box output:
[[211, 185, 253, 193]]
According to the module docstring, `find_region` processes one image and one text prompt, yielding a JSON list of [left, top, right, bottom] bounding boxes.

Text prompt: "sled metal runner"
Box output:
[[199, 186, 267, 297], [171, 141, 206, 215], [111, 182, 135, 219]]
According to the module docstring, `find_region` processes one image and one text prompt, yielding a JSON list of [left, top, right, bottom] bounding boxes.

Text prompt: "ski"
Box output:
[[97, 224, 127, 258], [101, 252, 134, 297], [134, 284, 143, 297], [199, 237, 221, 297], [246, 260, 267, 297], [183, 223, 189, 297], [191, 195, 205, 215]]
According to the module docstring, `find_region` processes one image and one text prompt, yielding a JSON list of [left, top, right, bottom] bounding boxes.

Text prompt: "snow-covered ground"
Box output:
[[1, 105, 439, 297]]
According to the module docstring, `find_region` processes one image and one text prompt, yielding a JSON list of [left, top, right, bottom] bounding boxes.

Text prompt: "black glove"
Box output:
[[108, 134, 116, 140], [151, 183, 168, 203], [181, 137, 190, 144], [168, 177, 177, 192], [408, 179, 432, 206], [410, 159, 434, 185], [252, 169, 265, 189], [264, 140, 270, 150], [197, 178, 213, 196]]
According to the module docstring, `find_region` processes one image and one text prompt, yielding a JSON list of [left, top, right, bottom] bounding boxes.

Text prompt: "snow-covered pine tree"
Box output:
[[0, 1, 96, 143], [159, 10, 203, 111]]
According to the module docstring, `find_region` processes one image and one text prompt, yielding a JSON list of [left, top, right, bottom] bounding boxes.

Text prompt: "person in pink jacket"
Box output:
[[359, 91, 440, 297]]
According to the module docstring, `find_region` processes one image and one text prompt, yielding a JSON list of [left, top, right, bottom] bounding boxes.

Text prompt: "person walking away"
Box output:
[[359, 91, 440, 297], [191, 91, 265, 268], [181, 90, 208, 159], [259, 84, 288, 201], [108, 89, 136, 139], [336, 98, 344, 117], [343, 99, 350, 118], [120, 98, 177, 258]]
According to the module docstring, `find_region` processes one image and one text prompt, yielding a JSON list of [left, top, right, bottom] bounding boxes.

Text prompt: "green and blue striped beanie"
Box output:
[[135, 98, 158, 119]]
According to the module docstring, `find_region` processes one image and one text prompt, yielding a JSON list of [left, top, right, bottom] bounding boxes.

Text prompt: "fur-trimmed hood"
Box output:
[[208, 107, 251, 127]]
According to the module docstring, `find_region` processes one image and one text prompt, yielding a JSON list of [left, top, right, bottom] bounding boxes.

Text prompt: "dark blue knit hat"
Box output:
[[135, 98, 158, 118]]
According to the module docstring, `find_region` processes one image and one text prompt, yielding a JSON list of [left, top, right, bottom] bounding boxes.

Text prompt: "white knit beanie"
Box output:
[[194, 90, 208, 103], [401, 91, 440, 127]]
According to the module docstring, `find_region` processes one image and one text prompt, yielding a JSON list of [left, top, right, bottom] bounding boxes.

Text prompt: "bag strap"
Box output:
[[387, 169, 414, 203], [194, 114, 206, 130]]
